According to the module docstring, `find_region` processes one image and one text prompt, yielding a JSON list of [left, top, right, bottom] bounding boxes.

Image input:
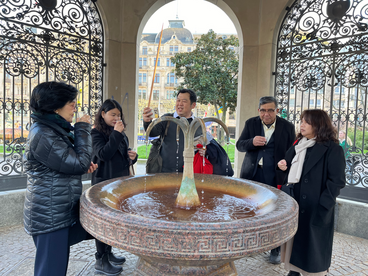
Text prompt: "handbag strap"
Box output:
[[160, 121, 170, 145]]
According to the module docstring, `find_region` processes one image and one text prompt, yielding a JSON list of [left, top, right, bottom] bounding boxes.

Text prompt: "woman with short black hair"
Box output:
[[278, 109, 346, 276], [24, 81, 97, 276]]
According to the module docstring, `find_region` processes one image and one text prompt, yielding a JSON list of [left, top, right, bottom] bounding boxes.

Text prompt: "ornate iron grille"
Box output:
[[0, 0, 103, 188], [275, 0, 368, 202]]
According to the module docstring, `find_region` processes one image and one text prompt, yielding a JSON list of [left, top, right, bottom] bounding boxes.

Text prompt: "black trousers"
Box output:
[[32, 221, 93, 276], [252, 166, 280, 252], [253, 165, 266, 184]]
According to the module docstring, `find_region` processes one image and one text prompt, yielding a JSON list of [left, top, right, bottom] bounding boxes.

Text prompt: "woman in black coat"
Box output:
[[24, 82, 97, 276], [91, 99, 138, 275], [278, 110, 346, 276]]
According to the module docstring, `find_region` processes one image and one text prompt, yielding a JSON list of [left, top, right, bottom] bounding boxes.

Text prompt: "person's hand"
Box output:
[[114, 119, 125, 132], [253, 136, 267, 146], [128, 149, 137, 160], [77, 114, 91, 124], [278, 159, 287, 171], [197, 148, 206, 157], [87, 162, 98, 173], [143, 107, 153, 122]]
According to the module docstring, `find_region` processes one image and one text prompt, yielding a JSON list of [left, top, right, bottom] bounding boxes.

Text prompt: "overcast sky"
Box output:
[[143, 0, 237, 35]]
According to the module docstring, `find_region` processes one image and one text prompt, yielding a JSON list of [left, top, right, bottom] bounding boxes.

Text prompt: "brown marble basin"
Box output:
[[80, 173, 298, 275]]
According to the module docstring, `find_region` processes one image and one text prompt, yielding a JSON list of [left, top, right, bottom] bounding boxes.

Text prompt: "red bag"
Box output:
[[193, 144, 213, 174]]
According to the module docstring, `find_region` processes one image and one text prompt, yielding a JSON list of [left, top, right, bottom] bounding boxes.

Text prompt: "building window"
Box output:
[[153, 90, 159, 100], [139, 73, 147, 84], [167, 73, 177, 84], [153, 58, 160, 66], [310, 99, 314, 106], [333, 100, 345, 108], [139, 57, 142, 68], [154, 73, 160, 83], [170, 45, 173, 52], [187, 47, 191, 52], [166, 90, 175, 99], [139, 89, 147, 99], [317, 99, 321, 107], [334, 86, 345, 95], [166, 58, 174, 67], [174, 46, 179, 52], [143, 57, 147, 66], [142, 46, 147, 55]]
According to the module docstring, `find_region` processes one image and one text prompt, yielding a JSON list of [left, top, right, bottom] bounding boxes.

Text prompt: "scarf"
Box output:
[[288, 137, 316, 184], [32, 112, 75, 141]]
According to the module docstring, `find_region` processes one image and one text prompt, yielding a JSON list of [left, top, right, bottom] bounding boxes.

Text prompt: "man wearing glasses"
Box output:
[[236, 96, 295, 264]]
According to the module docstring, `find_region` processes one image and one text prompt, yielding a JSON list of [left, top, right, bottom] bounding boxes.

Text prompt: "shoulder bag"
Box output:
[[146, 121, 170, 174]]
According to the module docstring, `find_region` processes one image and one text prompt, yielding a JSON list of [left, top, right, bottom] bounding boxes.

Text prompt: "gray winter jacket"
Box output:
[[23, 115, 92, 236]]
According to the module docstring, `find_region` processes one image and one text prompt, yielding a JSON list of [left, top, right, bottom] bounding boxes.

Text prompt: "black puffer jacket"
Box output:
[[23, 115, 92, 236]]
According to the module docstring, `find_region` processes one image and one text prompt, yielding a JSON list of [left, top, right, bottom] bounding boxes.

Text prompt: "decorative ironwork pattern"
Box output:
[[275, 0, 368, 201], [0, 0, 104, 179]]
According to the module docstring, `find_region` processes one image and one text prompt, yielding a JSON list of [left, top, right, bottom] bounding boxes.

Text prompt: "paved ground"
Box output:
[[1, 225, 367, 276], [1, 162, 368, 276]]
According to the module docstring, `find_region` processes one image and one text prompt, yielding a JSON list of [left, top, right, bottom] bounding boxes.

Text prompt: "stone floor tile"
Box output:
[[0, 225, 367, 276]]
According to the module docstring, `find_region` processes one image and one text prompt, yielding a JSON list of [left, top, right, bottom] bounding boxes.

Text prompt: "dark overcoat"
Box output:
[[236, 116, 296, 187], [284, 140, 346, 272], [91, 129, 137, 185]]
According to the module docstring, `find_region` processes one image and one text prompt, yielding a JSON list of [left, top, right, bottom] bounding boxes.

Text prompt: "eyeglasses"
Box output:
[[259, 109, 275, 114]]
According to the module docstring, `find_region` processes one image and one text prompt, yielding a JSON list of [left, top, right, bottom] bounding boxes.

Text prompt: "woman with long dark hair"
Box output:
[[278, 109, 346, 276], [24, 81, 97, 276], [91, 99, 137, 275]]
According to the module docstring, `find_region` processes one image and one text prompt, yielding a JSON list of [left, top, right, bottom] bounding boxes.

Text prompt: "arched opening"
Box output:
[[0, 0, 104, 189], [274, 0, 368, 202], [135, 0, 243, 149]]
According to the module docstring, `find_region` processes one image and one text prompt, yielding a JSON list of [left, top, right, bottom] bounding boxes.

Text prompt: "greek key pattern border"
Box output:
[[80, 209, 298, 255]]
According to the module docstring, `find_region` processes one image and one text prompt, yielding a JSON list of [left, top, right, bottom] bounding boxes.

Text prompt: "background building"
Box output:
[[137, 19, 237, 136]]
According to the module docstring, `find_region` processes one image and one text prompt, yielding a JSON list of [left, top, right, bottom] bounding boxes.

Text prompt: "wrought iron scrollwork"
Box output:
[[275, 0, 368, 200], [0, 0, 104, 179]]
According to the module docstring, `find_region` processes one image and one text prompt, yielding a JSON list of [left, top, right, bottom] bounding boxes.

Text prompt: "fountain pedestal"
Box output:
[[80, 173, 298, 276], [135, 257, 237, 276]]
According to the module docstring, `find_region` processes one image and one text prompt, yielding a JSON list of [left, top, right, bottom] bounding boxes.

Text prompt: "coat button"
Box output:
[[302, 195, 306, 199], [304, 179, 308, 183], [301, 209, 305, 214]]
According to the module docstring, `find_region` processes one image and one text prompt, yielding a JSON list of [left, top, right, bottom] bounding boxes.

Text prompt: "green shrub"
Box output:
[[347, 128, 368, 153], [137, 139, 236, 163]]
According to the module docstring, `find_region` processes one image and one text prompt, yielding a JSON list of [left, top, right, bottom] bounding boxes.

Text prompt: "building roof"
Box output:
[[141, 33, 156, 43], [142, 19, 194, 45], [155, 28, 194, 44]]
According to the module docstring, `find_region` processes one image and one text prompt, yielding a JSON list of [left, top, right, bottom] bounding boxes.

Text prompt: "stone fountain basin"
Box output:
[[80, 173, 298, 267]]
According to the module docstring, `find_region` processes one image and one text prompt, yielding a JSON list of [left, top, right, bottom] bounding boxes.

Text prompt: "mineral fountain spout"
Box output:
[[145, 116, 230, 209]]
